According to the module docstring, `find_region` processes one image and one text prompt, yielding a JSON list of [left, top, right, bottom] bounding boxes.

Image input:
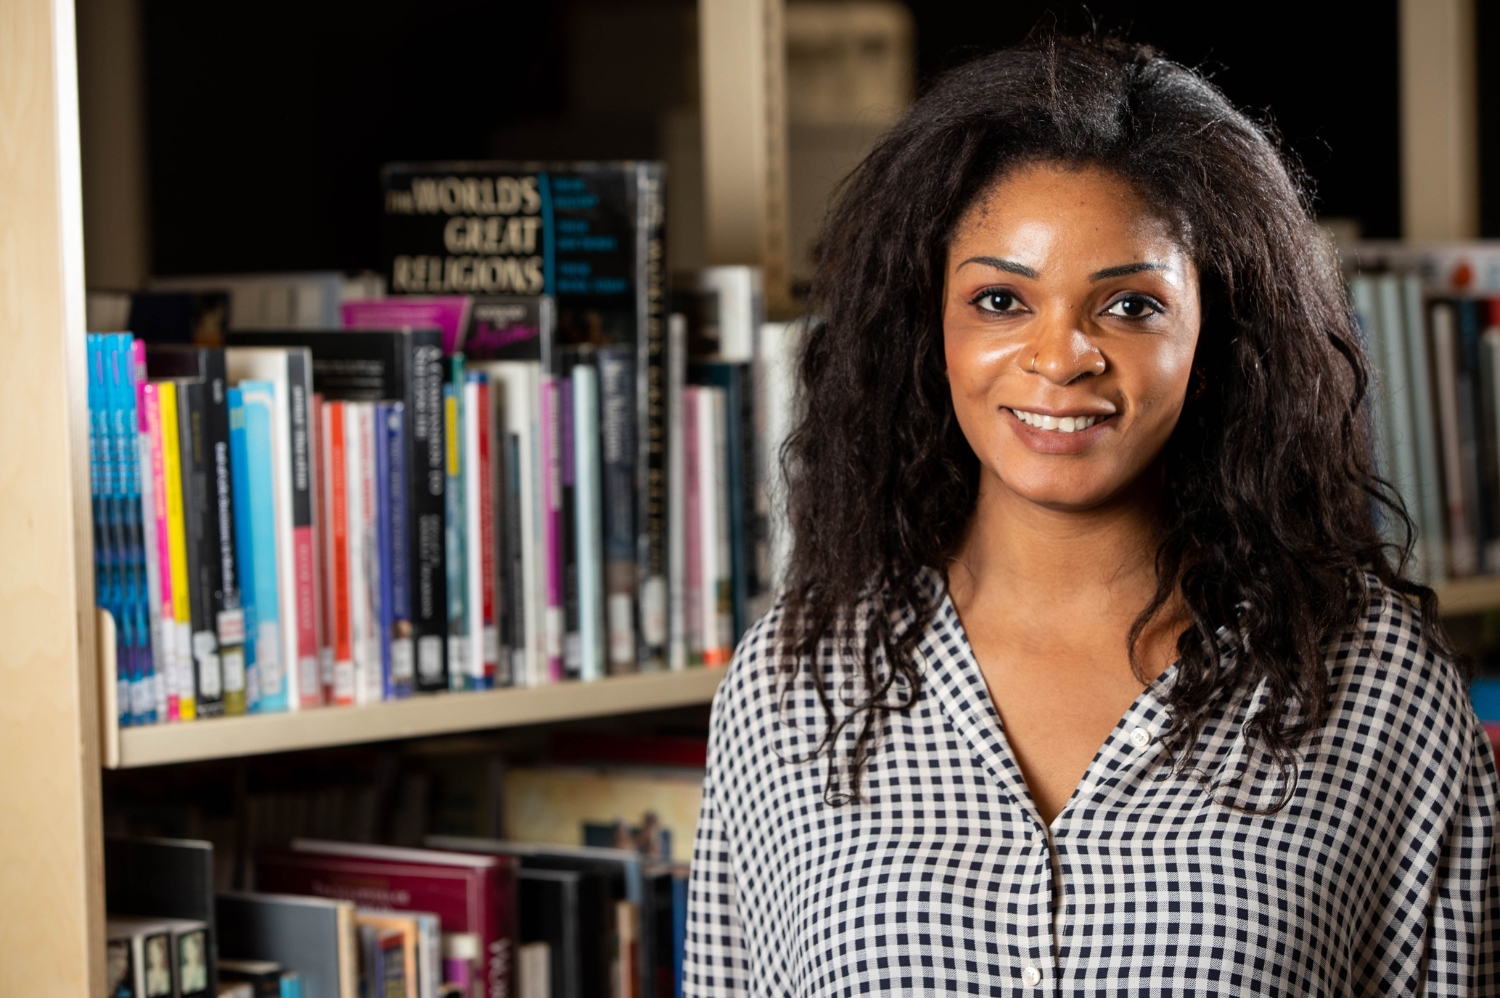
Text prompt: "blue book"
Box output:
[[115, 336, 156, 725], [87, 336, 127, 725], [1472, 677, 1500, 723], [378, 401, 414, 698], [227, 389, 259, 709], [238, 381, 288, 713], [444, 358, 470, 690]]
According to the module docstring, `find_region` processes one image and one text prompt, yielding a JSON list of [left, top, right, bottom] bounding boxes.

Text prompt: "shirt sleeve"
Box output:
[[684, 770, 749, 997], [1425, 724, 1500, 994]]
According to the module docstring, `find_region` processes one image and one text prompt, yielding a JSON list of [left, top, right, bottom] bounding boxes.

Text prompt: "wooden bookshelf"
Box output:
[[1435, 575, 1500, 617], [107, 664, 724, 769]]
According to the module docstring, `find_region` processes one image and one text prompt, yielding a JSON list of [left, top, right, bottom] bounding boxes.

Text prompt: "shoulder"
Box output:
[[1319, 575, 1480, 783]]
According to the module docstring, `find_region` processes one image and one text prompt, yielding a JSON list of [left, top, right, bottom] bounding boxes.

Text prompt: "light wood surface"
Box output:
[[0, 0, 105, 992], [112, 669, 726, 768], [1434, 575, 1500, 618], [1400, 0, 1478, 239]]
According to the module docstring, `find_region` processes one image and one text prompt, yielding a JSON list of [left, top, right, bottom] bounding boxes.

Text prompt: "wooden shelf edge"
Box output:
[[111, 668, 725, 769], [1435, 576, 1500, 618]]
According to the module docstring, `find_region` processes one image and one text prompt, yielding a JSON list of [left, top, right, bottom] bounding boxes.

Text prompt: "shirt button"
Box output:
[[1129, 726, 1152, 748], [1023, 966, 1042, 987]]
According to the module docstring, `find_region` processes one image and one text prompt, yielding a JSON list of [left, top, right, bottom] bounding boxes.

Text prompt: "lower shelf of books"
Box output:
[[99, 610, 725, 769]]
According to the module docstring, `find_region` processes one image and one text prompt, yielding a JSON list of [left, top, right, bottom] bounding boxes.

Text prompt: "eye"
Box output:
[[1103, 294, 1163, 319], [973, 289, 1023, 314]]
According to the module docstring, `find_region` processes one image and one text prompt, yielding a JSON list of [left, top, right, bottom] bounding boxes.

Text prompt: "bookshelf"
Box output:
[[1435, 575, 1500, 617]]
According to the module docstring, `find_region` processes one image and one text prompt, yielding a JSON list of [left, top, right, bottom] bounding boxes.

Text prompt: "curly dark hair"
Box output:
[[777, 31, 1451, 806]]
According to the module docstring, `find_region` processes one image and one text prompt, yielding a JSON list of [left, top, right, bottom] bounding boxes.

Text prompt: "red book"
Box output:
[[325, 403, 355, 706], [477, 380, 498, 687], [310, 392, 332, 698], [256, 841, 517, 998]]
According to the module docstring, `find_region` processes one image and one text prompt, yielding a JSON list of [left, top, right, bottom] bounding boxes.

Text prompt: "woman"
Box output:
[[686, 34, 1499, 995]]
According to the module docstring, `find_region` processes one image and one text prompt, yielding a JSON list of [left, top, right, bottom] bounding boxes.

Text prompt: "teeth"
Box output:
[[1011, 409, 1099, 433]]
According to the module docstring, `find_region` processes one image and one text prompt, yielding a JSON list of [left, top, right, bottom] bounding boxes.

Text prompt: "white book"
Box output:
[[471, 361, 544, 686], [345, 403, 380, 704], [138, 424, 168, 717], [225, 347, 314, 710], [1374, 274, 1425, 574], [464, 378, 486, 688], [755, 320, 806, 602], [666, 315, 688, 671], [149, 271, 382, 330], [1402, 275, 1447, 582], [697, 387, 732, 665], [573, 362, 606, 681], [700, 266, 763, 363], [1431, 303, 1478, 575]]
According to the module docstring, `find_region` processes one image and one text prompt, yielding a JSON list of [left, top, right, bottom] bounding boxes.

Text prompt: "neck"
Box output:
[[948, 471, 1168, 621]]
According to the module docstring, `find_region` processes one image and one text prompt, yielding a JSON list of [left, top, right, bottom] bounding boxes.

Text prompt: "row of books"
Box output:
[[91, 297, 799, 726], [107, 835, 688, 998], [1348, 243, 1500, 583]]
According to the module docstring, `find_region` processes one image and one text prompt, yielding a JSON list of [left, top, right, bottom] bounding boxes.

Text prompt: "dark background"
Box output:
[[143, 0, 1446, 276]]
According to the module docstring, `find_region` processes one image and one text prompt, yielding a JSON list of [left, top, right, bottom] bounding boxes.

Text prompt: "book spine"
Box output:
[[88, 337, 125, 724], [475, 377, 499, 688], [574, 360, 606, 681], [558, 367, 582, 681], [104, 338, 138, 724], [383, 402, 415, 698], [204, 366, 247, 717], [350, 403, 382, 705], [123, 339, 158, 724], [374, 400, 396, 701], [665, 316, 687, 671], [409, 340, 448, 692], [464, 375, 487, 689], [502, 426, 525, 687], [599, 348, 636, 674], [242, 385, 287, 713], [176, 381, 226, 716], [684, 386, 702, 666], [286, 352, 322, 709], [1458, 301, 1493, 572], [710, 388, 734, 664], [311, 392, 334, 698], [227, 388, 261, 711], [326, 402, 356, 706], [540, 374, 564, 682], [1403, 278, 1447, 583], [635, 164, 668, 671], [158, 381, 195, 719], [142, 383, 177, 717], [1435, 302, 1479, 575], [444, 379, 470, 689]]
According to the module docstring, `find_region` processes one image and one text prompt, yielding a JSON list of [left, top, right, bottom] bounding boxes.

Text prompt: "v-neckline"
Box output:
[[922, 589, 1178, 834]]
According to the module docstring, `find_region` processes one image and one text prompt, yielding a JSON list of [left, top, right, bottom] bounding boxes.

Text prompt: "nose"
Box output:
[[1026, 316, 1106, 384]]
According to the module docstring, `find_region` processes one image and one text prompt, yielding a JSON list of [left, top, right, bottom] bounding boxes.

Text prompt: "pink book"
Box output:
[[540, 376, 564, 682], [142, 382, 179, 720], [308, 392, 332, 701], [341, 297, 472, 356], [683, 386, 702, 666]]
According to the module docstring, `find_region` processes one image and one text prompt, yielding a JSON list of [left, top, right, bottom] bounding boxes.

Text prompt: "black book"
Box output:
[[217, 892, 354, 998], [381, 161, 668, 671], [225, 328, 448, 692], [518, 869, 584, 998], [175, 380, 231, 717], [459, 295, 556, 361], [689, 361, 754, 643], [106, 838, 218, 998], [149, 348, 246, 715]]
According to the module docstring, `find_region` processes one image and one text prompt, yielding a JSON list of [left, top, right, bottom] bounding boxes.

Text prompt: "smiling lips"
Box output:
[[1008, 407, 1110, 434]]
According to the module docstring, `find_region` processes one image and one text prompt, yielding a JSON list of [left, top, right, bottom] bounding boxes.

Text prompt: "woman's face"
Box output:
[[943, 162, 1202, 513]]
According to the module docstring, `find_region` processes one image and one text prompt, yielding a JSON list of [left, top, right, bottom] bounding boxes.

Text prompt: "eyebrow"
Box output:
[[955, 256, 1169, 282]]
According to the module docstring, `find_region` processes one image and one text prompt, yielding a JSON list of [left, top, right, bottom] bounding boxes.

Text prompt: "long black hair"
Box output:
[[777, 32, 1449, 805]]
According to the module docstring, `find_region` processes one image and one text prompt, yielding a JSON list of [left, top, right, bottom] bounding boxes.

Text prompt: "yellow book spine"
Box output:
[[157, 383, 195, 721]]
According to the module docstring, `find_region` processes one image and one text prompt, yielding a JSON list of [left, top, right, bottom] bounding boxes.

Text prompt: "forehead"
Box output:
[[950, 162, 1184, 258]]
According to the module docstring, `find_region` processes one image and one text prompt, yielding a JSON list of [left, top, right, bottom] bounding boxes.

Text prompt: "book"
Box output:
[[1402, 276, 1447, 582], [377, 401, 416, 698], [572, 356, 606, 681], [173, 379, 231, 717], [105, 837, 219, 998], [156, 381, 197, 719], [471, 361, 545, 686], [310, 392, 333, 698], [443, 372, 470, 689], [257, 841, 518, 998], [540, 373, 565, 681], [460, 296, 555, 361], [464, 373, 490, 689], [140, 380, 175, 718], [348, 402, 383, 705], [341, 296, 471, 356], [683, 385, 702, 666], [690, 362, 753, 644], [218, 958, 287, 998], [381, 162, 668, 674], [753, 320, 806, 604], [322, 402, 356, 706], [228, 386, 281, 711], [356, 911, 418, 998], [517, 943, 549, 998], [107, 915, 176, 998], [598, 348, 636, 674], [473, 377, 501, 687], [225, 347, 322, 709], [697, 266, 763, 363], [217, 891, 359, 998], [150, 272, 384, 331], [226, 329, 448, 691], [360, 910, 441, 998], [555, 364, 582, 681], [665, 316, 687, 671], [517, 869, 583, 998], [1432, 302, 1480, 575]]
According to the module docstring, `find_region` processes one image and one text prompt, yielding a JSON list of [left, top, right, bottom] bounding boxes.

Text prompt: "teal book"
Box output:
[[238, 381, 288, 713], [227, 388, 259, 710]]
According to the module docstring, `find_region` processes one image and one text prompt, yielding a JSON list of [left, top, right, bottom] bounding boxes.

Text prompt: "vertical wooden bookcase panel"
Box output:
[[0, 0, 105, 993]]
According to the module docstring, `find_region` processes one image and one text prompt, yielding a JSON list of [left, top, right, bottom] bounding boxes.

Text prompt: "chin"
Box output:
[[991, 458, 1127, 511]]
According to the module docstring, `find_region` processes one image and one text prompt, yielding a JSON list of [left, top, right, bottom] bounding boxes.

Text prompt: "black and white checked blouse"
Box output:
[[686, 573, 1500, 995]]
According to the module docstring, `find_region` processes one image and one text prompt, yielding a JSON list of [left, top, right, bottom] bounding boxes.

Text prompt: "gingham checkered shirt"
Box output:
[[686, 575, 1500, 995]]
